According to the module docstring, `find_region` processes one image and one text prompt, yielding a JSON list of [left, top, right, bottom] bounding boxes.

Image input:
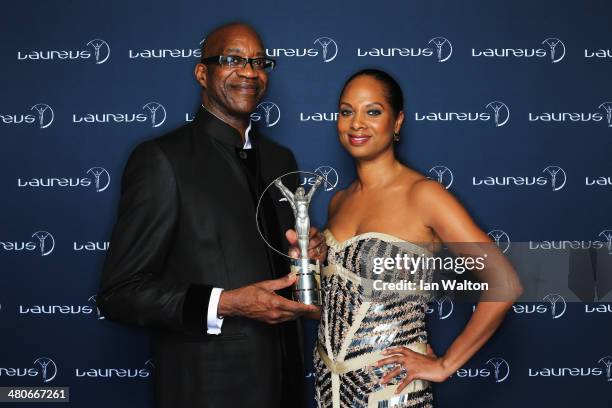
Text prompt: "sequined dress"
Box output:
[[314, 230, 434, 408]]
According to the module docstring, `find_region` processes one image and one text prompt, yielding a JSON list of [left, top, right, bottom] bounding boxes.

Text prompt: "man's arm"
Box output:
[[97, 141, 211, 335]]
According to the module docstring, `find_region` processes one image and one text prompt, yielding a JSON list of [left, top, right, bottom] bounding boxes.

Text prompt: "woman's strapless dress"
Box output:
[[314, 230, 434, 408]]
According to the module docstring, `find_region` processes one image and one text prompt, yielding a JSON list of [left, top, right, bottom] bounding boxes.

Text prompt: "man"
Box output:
[[98, 22, 324, 408]]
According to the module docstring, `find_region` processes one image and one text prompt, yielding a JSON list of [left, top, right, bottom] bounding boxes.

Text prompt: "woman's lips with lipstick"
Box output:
[[348, 133, 371, 146]]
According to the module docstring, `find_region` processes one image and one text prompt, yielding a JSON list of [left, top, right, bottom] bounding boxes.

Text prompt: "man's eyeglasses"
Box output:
[[201, 55, 276, 72]]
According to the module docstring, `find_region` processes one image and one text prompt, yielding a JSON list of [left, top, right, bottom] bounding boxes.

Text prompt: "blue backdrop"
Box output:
[[1, 0, 611, 407]]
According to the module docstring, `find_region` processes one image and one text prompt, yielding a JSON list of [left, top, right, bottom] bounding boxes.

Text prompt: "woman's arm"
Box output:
[[378, 179, 522, 391], [416, 179, 522, 375]]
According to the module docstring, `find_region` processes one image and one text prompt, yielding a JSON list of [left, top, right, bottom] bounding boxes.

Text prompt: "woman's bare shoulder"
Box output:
[[410, 177, 457, 211], [328, 188, 348, 218], [397, 167, 443, 197]]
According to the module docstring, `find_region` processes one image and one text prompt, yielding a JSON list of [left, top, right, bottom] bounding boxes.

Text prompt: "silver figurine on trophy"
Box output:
[[274, 175, 324, 305]]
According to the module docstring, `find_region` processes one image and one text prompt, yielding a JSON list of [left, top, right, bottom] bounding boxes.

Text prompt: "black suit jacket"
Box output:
[[98, 107, 301, 408]]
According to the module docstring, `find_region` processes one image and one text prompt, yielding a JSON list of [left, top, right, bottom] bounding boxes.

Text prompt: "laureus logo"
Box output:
[[19, 295, 97, 316], [75, 358, 155, 378], [488, 230, 510, 254], [485, 101, 510, 127], [17, 38, 110, 64], [86, 39, 111, 64], [0, 230, 55, 255], [599, 356, 612, 381], [542, 166, 567, 191], [142, 102, 167, 128], [88, 295, 105, 320], [357, 36, 452, 62], [455, 357, 510, 382], [599, 230, 612, 253], [32, 231, 55, 256], [266, 37, 338, 62], [599, 102, 612, 127], [252, 101, 280, 127], [542, 293, 567, 319], [530, 357, 612, 379], [428, 166, 454, 189], [30, 104, 55, 129], [313, 37, 338, 62], [72, 102, 166, 127], [541, 37, 566, 63], [473, 166, 567, 191], [428, 37, 453, 62], [529, 101, 612, 126], [17, 167, 111, 192], [34, 357, 58, 383], [314, 166, 339, 192], [128, 37, 203, 59], [426, 295, 454, 320], [513, 293, 568, 318], [0, 103, 54, 129], [414, 100, 510, 127], [86, 167, 111, 192], [486, 358, 510, 383], [472, 37, 565, 63]]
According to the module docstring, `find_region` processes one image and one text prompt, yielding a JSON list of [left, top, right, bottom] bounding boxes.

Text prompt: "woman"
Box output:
[[313, 69, 522, 407]]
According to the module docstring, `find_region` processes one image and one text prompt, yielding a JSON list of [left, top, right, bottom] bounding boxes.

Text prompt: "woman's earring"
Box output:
[[393, 132, 400, 142]]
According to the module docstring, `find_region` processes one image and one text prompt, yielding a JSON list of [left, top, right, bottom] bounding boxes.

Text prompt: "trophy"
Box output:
[[274, 175, 324, 305]]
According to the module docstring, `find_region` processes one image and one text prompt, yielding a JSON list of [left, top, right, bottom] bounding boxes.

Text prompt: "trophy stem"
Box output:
[[290, 257, 321, 306]]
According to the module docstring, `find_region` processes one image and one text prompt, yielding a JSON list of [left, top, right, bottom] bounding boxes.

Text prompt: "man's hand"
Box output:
[[285, 227, 327, 262], [217, 273, 318, 324]]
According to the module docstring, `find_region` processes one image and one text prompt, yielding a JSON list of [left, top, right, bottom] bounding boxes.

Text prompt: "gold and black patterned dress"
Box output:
[[314, 230, 434, 408]]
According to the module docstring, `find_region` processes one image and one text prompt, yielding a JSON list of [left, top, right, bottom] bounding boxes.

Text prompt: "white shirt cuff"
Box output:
[[206, 287, 224, 335]]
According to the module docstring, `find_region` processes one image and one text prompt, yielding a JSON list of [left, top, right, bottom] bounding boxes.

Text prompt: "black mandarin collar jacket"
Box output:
[[98, 105, 302, 407]]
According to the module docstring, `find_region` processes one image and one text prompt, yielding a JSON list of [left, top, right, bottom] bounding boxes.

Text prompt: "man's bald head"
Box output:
[[201, 23, 264, 59]]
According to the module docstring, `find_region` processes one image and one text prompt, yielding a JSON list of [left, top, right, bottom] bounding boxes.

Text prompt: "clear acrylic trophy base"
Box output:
[[289, 258, 321, 306]]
